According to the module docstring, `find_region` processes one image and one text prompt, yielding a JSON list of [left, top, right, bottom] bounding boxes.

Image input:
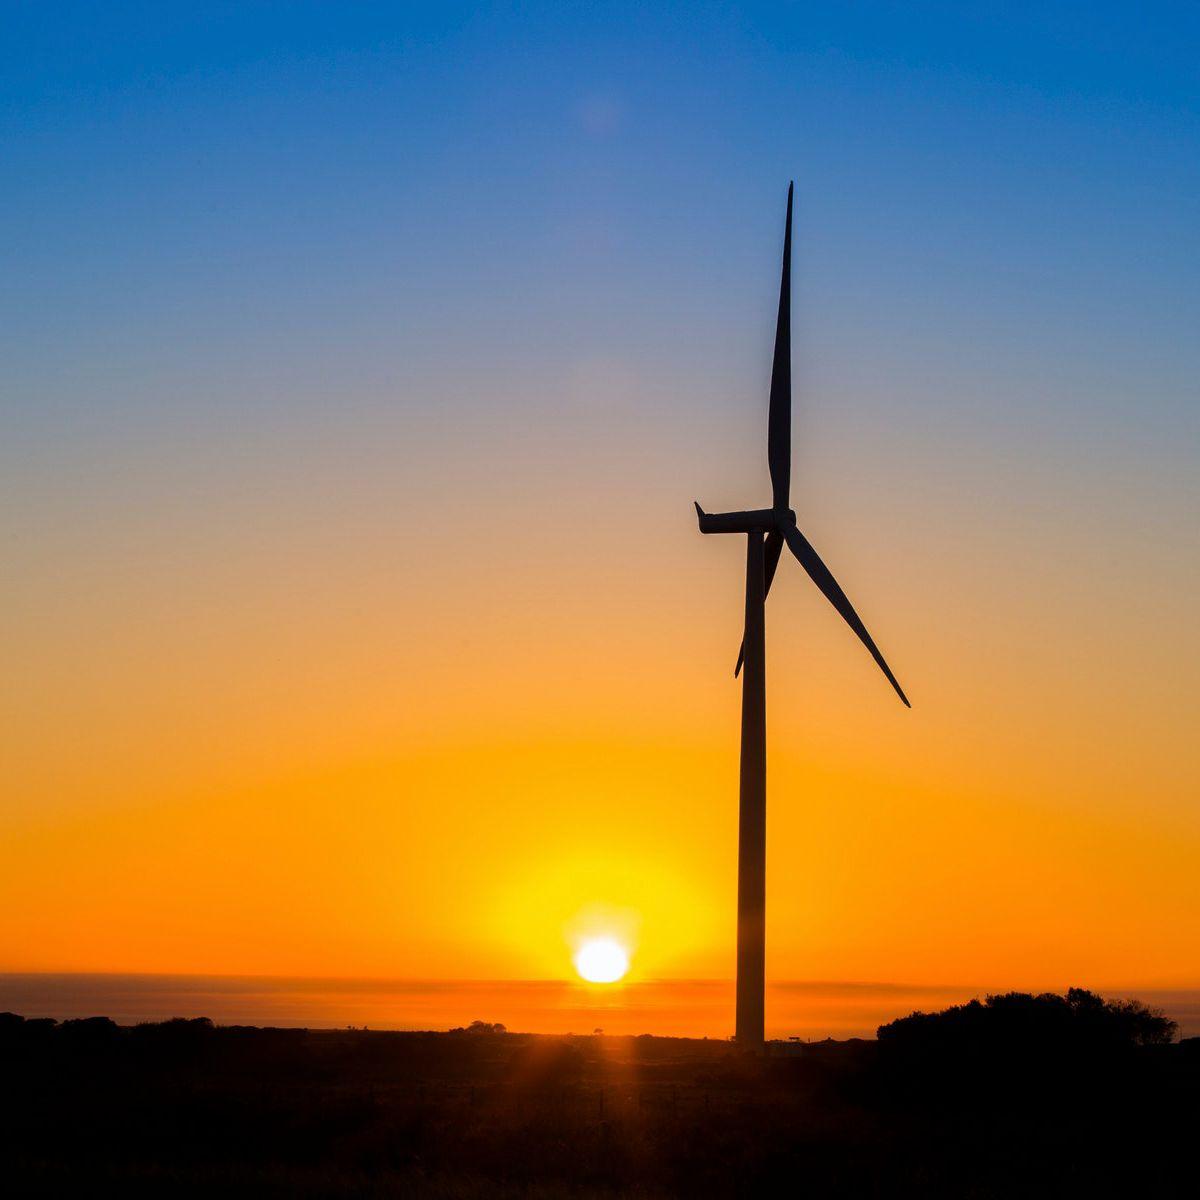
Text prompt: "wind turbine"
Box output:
[[694, 183, 910, 1048]]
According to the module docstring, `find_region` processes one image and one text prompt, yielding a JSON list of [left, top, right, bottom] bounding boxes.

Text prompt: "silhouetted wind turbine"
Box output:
[[694, 183, 910, 1049]]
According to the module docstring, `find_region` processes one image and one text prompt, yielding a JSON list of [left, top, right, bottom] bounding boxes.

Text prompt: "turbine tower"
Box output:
[[694, 183, 910, 1049]]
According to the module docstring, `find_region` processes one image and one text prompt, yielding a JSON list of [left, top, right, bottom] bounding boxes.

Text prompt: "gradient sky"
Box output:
[[3, 3, 1198, 993]]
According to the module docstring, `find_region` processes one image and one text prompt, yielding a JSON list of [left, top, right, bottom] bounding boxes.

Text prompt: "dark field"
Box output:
[[2, 992, 1196, 1198]]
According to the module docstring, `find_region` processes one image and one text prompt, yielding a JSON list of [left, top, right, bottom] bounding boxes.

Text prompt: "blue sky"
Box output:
[[4, 2, 1197, 631], [5, 3, 1197, 440]]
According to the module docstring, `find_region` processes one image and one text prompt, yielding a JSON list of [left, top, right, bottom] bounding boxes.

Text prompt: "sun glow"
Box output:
[[574, 937, 630, 983]]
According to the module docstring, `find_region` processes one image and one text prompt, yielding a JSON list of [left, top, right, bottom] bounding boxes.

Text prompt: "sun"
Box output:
[[573, 936, 630, 983]]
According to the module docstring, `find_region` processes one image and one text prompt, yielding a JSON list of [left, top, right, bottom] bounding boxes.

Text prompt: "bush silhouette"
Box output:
[[878, 987, 1176, 1052], [449, 1019, 507, 1035]]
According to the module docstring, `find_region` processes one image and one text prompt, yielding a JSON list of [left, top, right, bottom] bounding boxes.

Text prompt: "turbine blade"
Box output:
[[735, 529, 785, 677], [767, 182, 793, 512], [780, 522, 910, 707]]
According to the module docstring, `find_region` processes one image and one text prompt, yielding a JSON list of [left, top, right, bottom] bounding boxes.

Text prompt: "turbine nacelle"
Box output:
[[694, 503, 795, 535]]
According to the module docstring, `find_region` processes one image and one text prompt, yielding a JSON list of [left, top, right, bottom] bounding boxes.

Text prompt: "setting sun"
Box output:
[[574, 937, 630, 984]]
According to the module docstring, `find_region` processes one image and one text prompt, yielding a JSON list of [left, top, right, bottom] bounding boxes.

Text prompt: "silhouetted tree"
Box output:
[[450, 1019, 507, 1034], [878, 988, 1176, 1052]]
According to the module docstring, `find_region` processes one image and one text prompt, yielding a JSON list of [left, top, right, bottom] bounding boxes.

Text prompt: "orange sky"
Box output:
[[4, 389, 1198, 993]]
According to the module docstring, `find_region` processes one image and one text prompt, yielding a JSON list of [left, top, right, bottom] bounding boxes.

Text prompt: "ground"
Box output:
[[2, 1011, 1196, 1197]]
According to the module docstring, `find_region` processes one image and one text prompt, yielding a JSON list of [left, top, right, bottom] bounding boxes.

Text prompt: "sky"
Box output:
[[2, 3, 1198, 1003]]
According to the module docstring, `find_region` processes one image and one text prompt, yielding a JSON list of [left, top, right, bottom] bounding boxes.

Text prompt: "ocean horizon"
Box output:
[[3, 974, 1197, 1040]]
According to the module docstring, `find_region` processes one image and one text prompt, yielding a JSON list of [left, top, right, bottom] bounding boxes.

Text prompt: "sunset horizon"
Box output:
[[8, 971, 1197, 1043]]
